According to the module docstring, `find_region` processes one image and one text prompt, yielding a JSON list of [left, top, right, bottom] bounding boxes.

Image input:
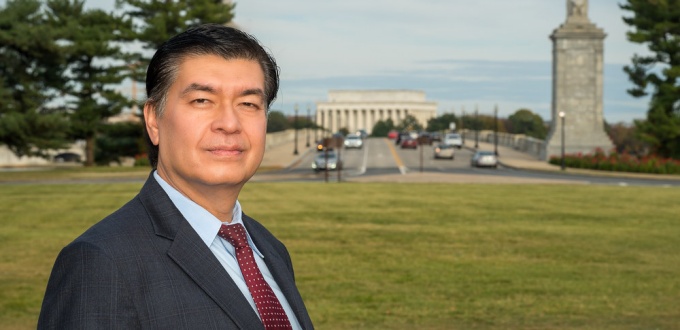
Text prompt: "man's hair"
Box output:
[[143, 23, 280, 168]]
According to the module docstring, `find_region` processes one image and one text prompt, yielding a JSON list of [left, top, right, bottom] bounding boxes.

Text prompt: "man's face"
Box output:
[[145, 55, 267, 194]]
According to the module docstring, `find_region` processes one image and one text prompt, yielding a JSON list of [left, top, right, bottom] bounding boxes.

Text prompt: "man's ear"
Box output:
[[144, 103, 160, 146]]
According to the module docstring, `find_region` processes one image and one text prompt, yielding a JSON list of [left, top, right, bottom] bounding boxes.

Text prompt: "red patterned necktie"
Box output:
[[218, 224, 292, 330]]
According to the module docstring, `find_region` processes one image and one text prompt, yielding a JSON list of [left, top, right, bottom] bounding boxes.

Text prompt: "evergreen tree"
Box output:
[[0, 0, 70, 157], [117, 0, 236, 83], [46, 0, 133, 166], [620, 0, 680, 158]]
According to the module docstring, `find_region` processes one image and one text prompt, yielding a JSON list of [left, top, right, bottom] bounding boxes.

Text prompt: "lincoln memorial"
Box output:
[[315, 90, 438, 134]]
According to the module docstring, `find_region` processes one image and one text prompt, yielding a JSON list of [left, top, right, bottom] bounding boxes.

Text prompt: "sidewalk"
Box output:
[[258, 139, 314, 170], [257, 137, 680, 183]]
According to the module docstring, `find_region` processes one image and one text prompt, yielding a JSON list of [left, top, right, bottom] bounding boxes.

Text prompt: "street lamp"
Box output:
[[293, 104, 299, 155], [314, 110, 318, 143], [559, 111, 566, 171], [461, 107, 465, 145], [474, 106, 479, 149], [306, 105, 311, 147], [494, 104, 499, 156]]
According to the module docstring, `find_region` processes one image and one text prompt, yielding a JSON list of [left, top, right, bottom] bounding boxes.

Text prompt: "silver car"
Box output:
[[471, 151, 498, 168], [433, 144, 455, 159], [312, 150, 343, 171]]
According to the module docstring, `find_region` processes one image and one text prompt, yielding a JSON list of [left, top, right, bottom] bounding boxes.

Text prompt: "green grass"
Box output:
[[1, 182, 679, 329]]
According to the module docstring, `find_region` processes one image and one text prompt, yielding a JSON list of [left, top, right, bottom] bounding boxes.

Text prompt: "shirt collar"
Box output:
[[153, 171, 263, 257]]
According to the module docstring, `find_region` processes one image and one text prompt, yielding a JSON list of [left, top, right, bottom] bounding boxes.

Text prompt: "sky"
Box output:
[[1, 0, 651, 124], [230, 0, 649, 124]]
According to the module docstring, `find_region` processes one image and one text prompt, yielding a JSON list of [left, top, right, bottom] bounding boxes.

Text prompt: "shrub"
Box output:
[[549, 149, 680, 175]]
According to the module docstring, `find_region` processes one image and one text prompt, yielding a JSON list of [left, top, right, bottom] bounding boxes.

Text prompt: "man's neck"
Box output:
[[156, 170, 243, 223]]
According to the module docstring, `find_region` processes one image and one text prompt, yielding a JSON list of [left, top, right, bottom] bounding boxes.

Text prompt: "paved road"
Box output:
[[253, 137, 680, 187]]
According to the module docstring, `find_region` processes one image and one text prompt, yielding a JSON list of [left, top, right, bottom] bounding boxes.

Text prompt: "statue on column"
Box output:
[[567, 0, 588, 21]]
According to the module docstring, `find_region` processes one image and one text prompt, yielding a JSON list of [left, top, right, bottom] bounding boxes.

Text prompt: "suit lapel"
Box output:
[[137, 175, 265, 330]]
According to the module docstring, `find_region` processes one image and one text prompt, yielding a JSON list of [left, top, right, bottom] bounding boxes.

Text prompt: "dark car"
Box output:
[[418, 132, 433, 145], [54, 152, 82, 163], [400, 137, 418, 149], [431, 132, 442, 142], [395, 132, 411, 145]]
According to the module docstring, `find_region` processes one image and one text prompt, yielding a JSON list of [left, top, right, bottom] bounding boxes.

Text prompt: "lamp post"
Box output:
[[306, 105, 310, 147], [559, 111, 566, 171], [474, 106, 479, 149], [494, 104, 499, 156], [461, 106, 465, 145], [293, 104, 299, 155], [314, 110, 318, 143]]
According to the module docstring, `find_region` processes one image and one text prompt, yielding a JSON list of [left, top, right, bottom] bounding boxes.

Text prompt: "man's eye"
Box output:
[[242, 102, 261, 109], [193, 98, 210, 104]]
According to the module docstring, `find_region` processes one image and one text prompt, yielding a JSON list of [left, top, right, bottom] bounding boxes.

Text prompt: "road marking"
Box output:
[[359, 141, 369, 175], [384, 138, 407, 175]]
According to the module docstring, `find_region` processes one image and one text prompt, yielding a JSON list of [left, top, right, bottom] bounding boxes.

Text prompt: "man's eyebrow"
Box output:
[[240, 88, 265, 99], [180, 83, 217, 96]]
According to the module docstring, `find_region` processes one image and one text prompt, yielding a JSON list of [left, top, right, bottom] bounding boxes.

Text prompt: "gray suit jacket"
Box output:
[[38, 174, 314, 329]]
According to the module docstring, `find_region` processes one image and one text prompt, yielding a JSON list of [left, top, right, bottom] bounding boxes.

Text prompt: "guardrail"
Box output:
[[461, 130, 545, 158]]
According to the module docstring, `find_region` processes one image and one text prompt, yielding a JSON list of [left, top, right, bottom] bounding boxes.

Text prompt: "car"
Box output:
[[312, 150, 343, 171], [471, 150, 498, 168], [417, 132, 433, 145], [343, 134, 363, 149], [356, 129, 368, 139], [395, 132, 411, 145], [434, 144, 455, 159], [54, 152, 82, 163], [431, 132, 442, 142], [444, 133, 463, 149], [387, 130, 399, 140], [400, 137, 418, 149]]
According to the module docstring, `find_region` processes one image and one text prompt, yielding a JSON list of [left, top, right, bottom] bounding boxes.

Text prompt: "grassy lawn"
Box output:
[[1, 181, 679, 329]]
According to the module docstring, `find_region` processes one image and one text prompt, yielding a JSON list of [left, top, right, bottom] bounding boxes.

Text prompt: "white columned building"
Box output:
[[316, 90, 437, 134]]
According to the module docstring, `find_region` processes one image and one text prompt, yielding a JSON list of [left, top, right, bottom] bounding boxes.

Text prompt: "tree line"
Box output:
[[0, 0, 233, 166]]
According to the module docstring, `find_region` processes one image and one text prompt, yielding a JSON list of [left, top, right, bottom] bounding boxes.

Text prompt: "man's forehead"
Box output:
[[174, 56, 265, 91]]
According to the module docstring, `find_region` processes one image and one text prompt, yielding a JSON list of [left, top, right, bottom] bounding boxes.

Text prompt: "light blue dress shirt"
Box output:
[[154, 172, 301, 329]]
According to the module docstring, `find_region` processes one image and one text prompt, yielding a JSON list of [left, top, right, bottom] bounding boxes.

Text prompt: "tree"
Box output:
[[95, 121, 145, 165], [0, 0, 71, 157], [507, 108, 547, 139], [117, 0, 235, 82], [605, 121, 648, 156], [620, 0, 680, 158], [426, 113, 458, 132], [371, 118, 394, 137], [395, 114, 423, 132], [46, 0, 133, 166], [267, 111, 289, 133]]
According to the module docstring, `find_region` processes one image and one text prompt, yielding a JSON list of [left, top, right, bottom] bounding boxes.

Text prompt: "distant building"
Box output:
[[316, 90, 437, 134]]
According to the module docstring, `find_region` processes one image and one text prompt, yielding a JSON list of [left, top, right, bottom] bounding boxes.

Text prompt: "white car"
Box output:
[[444, 133, 463, 149], [343, 134, 363, 149]]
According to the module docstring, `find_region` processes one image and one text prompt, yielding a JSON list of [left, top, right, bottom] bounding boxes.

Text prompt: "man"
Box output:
[[38, 24, 314, 329]]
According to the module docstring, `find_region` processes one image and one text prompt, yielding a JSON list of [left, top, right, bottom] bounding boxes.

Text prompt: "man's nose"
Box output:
[[211, 104, 242, 133]]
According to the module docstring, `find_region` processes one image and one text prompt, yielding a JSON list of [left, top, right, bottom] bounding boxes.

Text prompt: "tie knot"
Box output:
[[218, 223, 249, 249]]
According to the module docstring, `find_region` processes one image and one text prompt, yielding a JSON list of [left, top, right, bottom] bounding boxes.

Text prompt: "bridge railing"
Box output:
[[461, 130, 545, 158]]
